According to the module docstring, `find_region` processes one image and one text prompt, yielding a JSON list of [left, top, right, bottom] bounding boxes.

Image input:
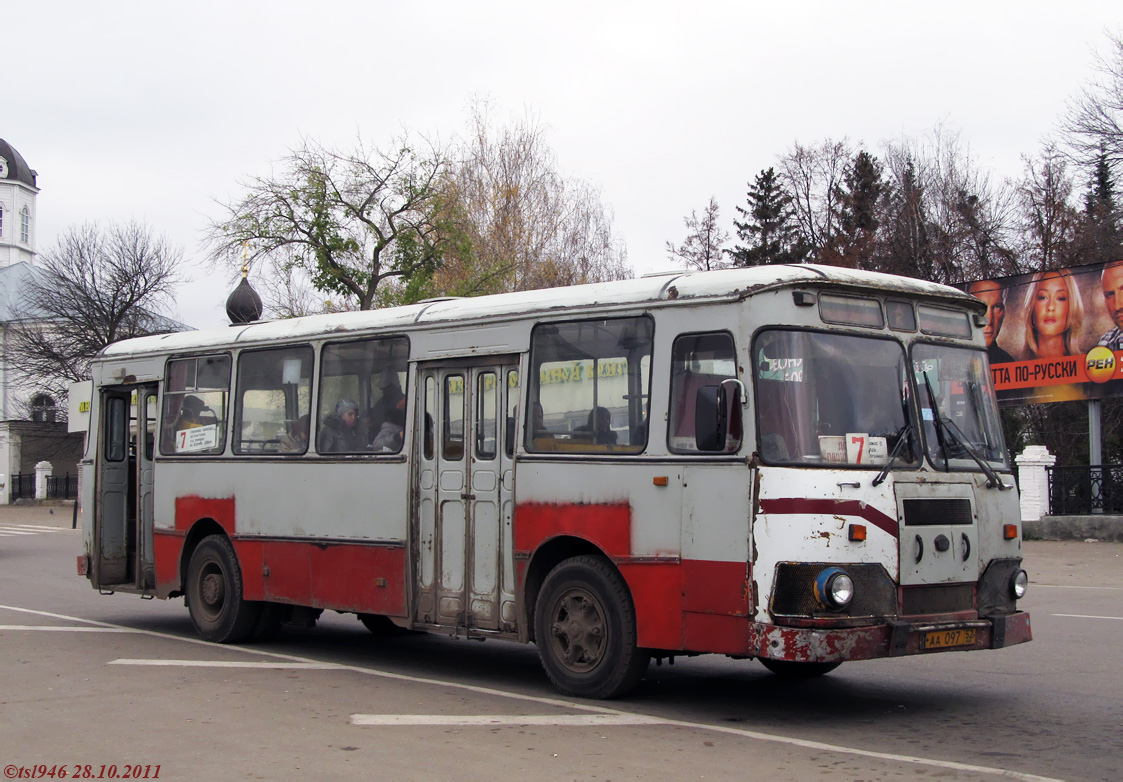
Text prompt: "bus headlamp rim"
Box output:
[[1011, 569, 1028, 600]]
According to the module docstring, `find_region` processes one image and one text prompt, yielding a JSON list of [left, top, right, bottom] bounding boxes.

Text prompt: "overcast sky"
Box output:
[[5, 1, 1120, 329]]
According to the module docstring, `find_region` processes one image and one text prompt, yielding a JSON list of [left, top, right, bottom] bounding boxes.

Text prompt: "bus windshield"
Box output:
[[912, 343, 1008, 471], [754, 330, 917, 468]]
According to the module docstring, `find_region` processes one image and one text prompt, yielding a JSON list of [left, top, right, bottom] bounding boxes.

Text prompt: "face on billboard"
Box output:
[[1102, 263, 1123, 330], [968, 280, 1005, 347], [1031, 272, 1070, 340]]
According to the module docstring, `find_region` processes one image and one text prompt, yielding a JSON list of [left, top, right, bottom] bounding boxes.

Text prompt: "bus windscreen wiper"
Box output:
[[922, 373, 1009, 490], [872, 423, 912, 487]]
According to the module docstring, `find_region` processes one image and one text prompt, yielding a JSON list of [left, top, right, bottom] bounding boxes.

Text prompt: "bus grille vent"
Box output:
[[902, 498, 973, 526], [900, 584, 975, 615]]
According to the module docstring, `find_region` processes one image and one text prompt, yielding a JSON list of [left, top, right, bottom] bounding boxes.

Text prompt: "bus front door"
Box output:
[[415, 362, 518, 634], [92, 384, 157, 591]]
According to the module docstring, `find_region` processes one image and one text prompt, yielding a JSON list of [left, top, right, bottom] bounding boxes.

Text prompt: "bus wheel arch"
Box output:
[[532, 552, 650, 699], [523, 536, 604, 641], [184, 532, 261, 643]]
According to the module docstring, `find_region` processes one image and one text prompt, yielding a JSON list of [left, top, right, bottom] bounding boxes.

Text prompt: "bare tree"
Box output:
[[431, 101, 631, 297], [206, 133, 447, 311], [666, 197, 728, 271], [1063, 31, 1123, 174], [1017, 144, 1080, 272], [777, 139, 851, 261], [7, 221, 184, 408]]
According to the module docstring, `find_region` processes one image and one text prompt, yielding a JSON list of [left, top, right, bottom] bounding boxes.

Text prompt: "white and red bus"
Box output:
[[78, 265, 1030, 698]]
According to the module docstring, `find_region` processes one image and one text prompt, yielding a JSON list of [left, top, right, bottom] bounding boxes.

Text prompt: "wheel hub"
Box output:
[[550, 589, 606, 673], [201, 571, 225, 608]]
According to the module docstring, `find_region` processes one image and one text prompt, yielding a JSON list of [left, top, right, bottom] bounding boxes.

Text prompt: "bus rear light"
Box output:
[[848, 524, 867, 542], [1003, 524, 1018, 540]]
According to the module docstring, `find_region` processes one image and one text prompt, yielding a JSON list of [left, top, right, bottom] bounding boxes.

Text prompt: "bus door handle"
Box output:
[[961, 533, 971, 562], [914, 535, 924, 563], [461, 493, 476, 500], [837, 481, 860, 489]]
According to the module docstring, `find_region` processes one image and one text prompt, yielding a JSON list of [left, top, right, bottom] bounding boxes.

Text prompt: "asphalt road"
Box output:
[[1, 506, 1120, 781]]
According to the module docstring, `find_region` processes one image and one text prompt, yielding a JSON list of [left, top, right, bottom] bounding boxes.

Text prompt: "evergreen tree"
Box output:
[[878, 157, 934, 281], [727, 168, 805, 266], [828, 150, 884, 269], [1078, 150, 1122, 265]]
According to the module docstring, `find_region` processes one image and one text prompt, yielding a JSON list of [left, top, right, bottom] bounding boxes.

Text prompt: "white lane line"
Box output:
[[0, 625, 135, 632], [351, 714, 664, 726], [110, 659, 335, 669], [0, 603, 1061, 782], [1052, 613, 1123, 621], [1, 524, 69, 531], [0, 530, 37, 536]]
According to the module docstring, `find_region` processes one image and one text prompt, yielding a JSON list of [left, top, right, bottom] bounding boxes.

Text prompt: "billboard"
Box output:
[[962, 260, 1123, 405]]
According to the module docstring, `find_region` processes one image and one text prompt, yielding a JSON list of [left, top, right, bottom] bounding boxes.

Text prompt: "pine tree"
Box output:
[[1079, 150, 1122, 265], [828, 150, 884, 269], [727, 168, 805, 266]]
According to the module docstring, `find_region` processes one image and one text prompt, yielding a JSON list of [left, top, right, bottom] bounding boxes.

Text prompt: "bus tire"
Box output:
[[186, 534, 261, 643], [759, 658, 842, 678], [358, 614, 410, 636], [534, 555, 649, 699]]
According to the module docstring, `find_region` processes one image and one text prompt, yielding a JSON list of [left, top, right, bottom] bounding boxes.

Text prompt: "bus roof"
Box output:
[[99, 265, 977, 358]]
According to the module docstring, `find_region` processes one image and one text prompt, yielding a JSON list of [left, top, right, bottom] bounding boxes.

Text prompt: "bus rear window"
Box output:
[[819, 294, 884, 328], [918, 305, 972, 338]]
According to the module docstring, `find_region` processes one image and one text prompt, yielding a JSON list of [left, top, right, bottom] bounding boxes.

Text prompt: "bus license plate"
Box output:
[[921, 628, 976, 650]]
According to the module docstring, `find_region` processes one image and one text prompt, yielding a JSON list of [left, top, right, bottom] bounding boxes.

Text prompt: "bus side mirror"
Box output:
[[695, 386, 726, 452]]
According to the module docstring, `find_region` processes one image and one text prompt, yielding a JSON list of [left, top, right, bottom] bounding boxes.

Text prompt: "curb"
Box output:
[[1024, 515, 1123, 542]]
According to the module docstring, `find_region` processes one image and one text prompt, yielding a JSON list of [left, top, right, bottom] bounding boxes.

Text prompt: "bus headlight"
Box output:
[[1011, 569, 1028, 600], [814, 567, 854, 610]]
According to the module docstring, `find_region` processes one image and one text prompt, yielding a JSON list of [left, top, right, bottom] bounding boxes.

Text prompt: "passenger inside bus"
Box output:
[[370, 407, 405, 452], [175, 395, 205, 430], [318, 398, 365, 453], [278, 414, 310, 453], [365, 381, 406, 443], [575, 406, 617, 445]]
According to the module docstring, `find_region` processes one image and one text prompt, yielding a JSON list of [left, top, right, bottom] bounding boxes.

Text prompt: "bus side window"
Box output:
[[668, 332, 739, 455], [234, 346, 313, 455], [160, 355, 231, 456]]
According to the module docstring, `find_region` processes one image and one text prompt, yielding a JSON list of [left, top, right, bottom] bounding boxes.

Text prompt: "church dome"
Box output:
[[0, 139, 38, 188]]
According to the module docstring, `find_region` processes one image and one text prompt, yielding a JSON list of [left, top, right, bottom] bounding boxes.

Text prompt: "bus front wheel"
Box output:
[[186, 534, 261, 643], [534, 555, 649, 699]]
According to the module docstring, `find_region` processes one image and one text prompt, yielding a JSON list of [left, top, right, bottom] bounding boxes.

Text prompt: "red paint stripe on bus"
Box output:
[[759, 498, 899, 539], [514, 502, 631, 556]]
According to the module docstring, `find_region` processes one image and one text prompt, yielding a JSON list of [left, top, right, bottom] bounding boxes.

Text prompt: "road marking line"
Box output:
[[1032, 584, 1123, 591], [0, 625, 135, 632], [351, 714, 664, 726], [110, 659, 335, 669], [1052, 613, 1123, 621], [0, 603, 1062, 782], [1, 524, 69, 531], [0, 530, 37, 536]]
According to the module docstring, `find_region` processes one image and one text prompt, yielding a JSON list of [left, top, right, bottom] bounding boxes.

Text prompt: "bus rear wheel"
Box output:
[[186, 534, 261, 643], [759, 658, 842, 678], [534, 555, 649, 699]]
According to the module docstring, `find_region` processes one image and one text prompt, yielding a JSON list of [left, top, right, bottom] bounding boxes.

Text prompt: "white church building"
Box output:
[[0, 138, 84, 502]]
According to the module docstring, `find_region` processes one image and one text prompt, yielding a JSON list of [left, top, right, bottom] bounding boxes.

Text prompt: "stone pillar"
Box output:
[[1015, 446, 1055, 522], [34, 460, 53, 501]]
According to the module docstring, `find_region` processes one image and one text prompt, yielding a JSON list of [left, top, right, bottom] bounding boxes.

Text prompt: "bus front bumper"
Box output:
[[748, 611, 1031, 663]]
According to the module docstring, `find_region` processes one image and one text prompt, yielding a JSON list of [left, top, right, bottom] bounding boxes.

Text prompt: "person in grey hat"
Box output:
[[318, 397, 364, 453]]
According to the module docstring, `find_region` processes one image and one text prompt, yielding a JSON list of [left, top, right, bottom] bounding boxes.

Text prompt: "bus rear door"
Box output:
[[91, 384, 157, 591]]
